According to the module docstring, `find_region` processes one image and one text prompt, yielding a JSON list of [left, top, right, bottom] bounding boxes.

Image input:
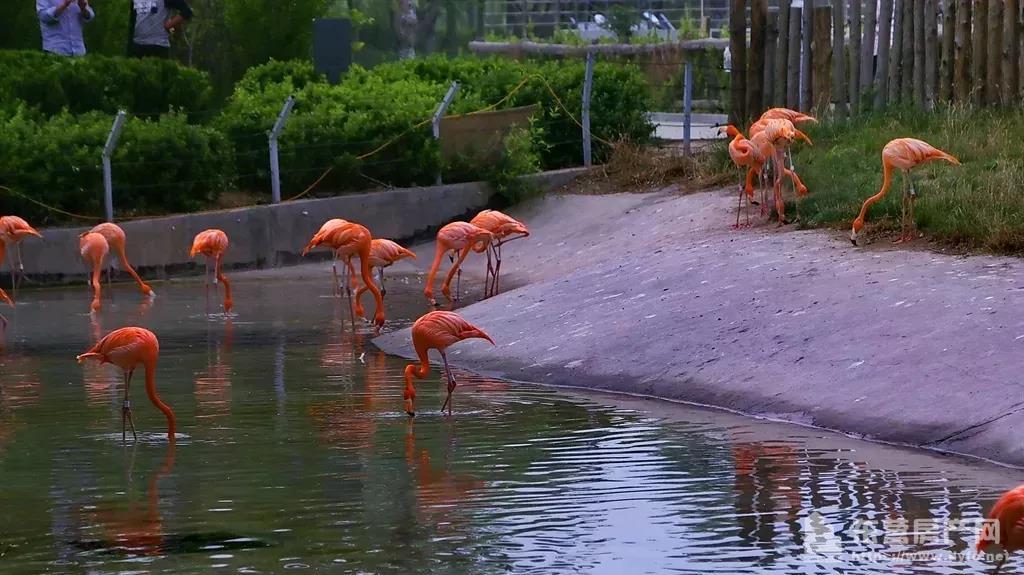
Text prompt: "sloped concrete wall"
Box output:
[[13, 168, 584, 284]]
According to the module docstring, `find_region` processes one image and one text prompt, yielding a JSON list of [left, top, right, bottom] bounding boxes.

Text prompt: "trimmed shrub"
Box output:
[[0, 50, 213, 118], [0, 108, 233, 224]]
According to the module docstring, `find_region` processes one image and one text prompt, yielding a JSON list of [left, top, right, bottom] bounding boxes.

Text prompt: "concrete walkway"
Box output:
[[375, 186, 1024, 467]]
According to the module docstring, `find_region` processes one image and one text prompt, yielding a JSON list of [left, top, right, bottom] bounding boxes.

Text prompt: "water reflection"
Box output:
[[404, 420, 484, 534], [0, 276, 1014, 574], [194, 319, 233, 421], [83, 444, 175, 557]]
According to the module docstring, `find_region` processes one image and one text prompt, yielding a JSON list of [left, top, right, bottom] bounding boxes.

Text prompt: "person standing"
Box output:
[[37, 0, 95, 56], [128, 0, 193, 58]]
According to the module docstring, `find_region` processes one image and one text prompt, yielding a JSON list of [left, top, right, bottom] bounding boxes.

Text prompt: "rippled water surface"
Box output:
[[0, 271, 1020, 574]]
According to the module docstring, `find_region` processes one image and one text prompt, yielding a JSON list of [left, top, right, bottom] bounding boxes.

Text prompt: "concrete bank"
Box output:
[[374, 187, 1024, 467], [12, 168, 584, 285]]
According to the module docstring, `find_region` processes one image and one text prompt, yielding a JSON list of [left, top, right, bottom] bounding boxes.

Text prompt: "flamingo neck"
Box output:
[[856, 162, 894, 223], [144, 362, 177, 442], [406, 343, 431, 381]]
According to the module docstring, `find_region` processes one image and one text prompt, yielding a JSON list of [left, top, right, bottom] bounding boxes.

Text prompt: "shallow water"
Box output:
[[0, 271, 1019, 574]]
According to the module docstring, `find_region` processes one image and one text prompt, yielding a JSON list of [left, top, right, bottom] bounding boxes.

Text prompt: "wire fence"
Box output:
[[0, 56, 726, 226]]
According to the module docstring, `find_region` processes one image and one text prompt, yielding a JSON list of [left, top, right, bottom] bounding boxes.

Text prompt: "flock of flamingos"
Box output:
[[2, 107, 1023, 570]]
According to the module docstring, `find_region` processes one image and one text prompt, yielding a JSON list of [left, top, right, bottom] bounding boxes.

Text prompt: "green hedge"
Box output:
[[0, 108, 233, 224], [217, 55, 653, 194], [0, 50, 213, 118], [0, 54, 651, 222]]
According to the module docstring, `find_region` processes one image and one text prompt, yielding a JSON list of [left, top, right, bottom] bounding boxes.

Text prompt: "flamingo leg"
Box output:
[[15, 243, 24, 293], [907, 175, 918, 241], [493, 242, 503, 296], [123, 369, 138, 442], [332, 252, 341, 297], [734, 178, 744, 228], [344, 260, 355, 329], [439, 350, 457, 416], [484, 244, 494, 298], [895, 172, 910, 243]]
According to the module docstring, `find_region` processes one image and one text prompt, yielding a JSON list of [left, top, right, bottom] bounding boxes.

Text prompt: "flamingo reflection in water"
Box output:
[[195, 319, 234, 422], [405, 420, 485, 532], [84, 444, 176, 557], [732, 441, 802, 545]]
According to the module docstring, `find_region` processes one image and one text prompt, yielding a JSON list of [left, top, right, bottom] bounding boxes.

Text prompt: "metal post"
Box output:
[[269, 95, 296, 204], [582, 51, 595, 167], [432, 81, 460, 186], [683, 61, 693, 155], [102, 111, 127, 222]]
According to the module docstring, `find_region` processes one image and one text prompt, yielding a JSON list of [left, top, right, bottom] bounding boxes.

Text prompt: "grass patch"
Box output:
[[793, 106, 1024, 253], [564, 140, 735, 195]]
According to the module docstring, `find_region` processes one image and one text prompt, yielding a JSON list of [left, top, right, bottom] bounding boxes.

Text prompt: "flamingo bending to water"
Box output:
[[88, 223, 154, 296], [757, 119, 812, 224], [76, 327, 177, 443], [352, 238, 415, 318], [403, 310, 494, 416], [0, 216, 42, 293], [977, 484, 1024, 574], [424, 222, 493, 306], [850, 138, 960, 245], [80, 232, 109, 312], [302, 219, 385, 329], [469, 210, 529, 298], [190, 229, 233, 313]]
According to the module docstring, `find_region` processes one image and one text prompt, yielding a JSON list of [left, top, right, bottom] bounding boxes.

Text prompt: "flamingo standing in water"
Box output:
[[190, 229, 233, 313], [423, 222, 493, 306], [351, 238, 416, 319], [76, 327, 177, 443], [0, 216, 42, 293], [469, 210, 529, 298], [403, 310, 494, 416], [87, 223, 154, 296], [302, 219, 385, 329], [977, 484, 1024, 574], [80, 231, 109, 312], [851, 138, 960, 245]]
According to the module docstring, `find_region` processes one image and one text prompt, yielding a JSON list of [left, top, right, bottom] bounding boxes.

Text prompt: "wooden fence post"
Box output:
[[1003, 0, 1020, 104], [813, 5, 833, 112], [730, 0, 748, 124], [986, 0, 1002, 105], [924, 0, 938, 107], [902, 0, 915, 102], [850, 0, 863, 111], [889, 0, 905, 102], [939, 0, 955, 102], [765, 7, 779, 108], [876, 0, 895, 107], [954, 0, 971, 103], [971, 0, 986, 106], [834, 0, 848, 117], [861, 0, 878, 109], [775, 0, 791, 106], [801, 0, 814, 112], [787, 5, 802, 109], [913, 0, 925, 106], [748, 0, 767, 116]]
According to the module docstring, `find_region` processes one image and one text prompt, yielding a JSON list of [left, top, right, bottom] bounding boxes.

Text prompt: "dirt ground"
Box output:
[[375, 185, 1024, 468]]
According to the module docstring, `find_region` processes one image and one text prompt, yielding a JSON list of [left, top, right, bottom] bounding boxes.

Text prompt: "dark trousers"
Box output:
[[128, 43, 170, 58]]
